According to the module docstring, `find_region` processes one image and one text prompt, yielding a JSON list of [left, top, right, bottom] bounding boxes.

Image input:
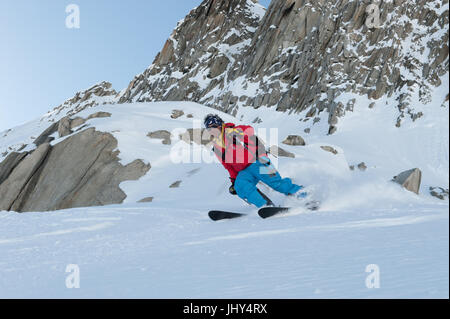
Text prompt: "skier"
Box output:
[[204, 114, 307, 208]]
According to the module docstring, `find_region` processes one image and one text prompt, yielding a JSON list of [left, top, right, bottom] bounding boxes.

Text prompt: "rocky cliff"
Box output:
[[42, 81, 118, 123], [117, 0, 265, 110], [118, 0, 448, 133], [0, 128, 150, 212]]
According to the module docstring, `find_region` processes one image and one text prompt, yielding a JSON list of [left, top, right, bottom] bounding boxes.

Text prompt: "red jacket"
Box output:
[[212, 123, 267, 182]]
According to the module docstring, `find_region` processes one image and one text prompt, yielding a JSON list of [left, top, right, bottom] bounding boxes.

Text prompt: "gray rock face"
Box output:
[[282, 135, 305, 146], [269, 145, 295, 158], [147, 130, 172, 145], [116, 0, 447, 133], [393, 168, 422, 194], [117, 0, 265, 111], [58, 116, 72, 138], [138, 197, 154, 203], [34, 122, 58, 146], [0, 143, 51, 211], [228, 0, 448, 130], [0, 128, 150, 212], [170, 181, 182, 188], [70, 117, 87, 129], [0, 152, 28, 185], [170, 110, 185, 119], [429, 187, 449, 200], [209, 55, 230, 78], [41, 81, 117, 123], [320, 146, 338, 155]]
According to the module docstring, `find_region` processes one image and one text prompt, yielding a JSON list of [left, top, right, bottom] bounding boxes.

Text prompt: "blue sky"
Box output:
[[0, 0, 271, 132]]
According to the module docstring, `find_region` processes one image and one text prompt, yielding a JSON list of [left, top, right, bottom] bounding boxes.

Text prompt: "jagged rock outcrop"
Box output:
[[34, 122, 59, 146], [0, 128, 150, 212], [429, 186, 449, 200], [0, 152, 29, 185], [117, 0, 265, 112], [41, 81, 117, 123], [321, 145, 338, 155], [269, 145, 295, 158], [226, 0, 448, 130], [282, 135, 305, 146], [34, 111, 114, 148], [393, 168, 422, 194], [117, 0, 448, 133], [138, 197, 154, 203], [25, 0, 446, 137], [0, 143, 52, 211], [58, 117, 72, 138], [171, 110, 185, 119]]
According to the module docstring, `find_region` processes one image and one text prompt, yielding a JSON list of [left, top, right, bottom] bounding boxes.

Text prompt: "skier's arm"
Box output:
[[222, 161, 238, 183], [213, 146, 238, 183]]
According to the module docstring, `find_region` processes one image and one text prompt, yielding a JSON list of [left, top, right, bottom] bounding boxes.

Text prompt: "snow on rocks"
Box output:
[[320, 145, 338, 155], [429, 186, 449, 200], [170, 109, 185, 119], [0, 128, 150, 212]]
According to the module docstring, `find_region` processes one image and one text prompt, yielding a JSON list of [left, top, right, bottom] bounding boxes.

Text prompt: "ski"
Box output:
[[208, 210, 246, 221], [258, 201, 321, 219], [258, 207, 290, 219], [210, 201, 320, 221]]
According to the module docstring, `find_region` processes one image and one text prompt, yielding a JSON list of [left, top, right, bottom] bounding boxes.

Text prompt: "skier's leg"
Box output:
[[234, 167, 269, 208], [250, 160, 302, 195]]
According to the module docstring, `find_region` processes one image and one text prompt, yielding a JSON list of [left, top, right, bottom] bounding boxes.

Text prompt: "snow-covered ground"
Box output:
[[0, 90, 448, 298], [0, 200, 447, 298]]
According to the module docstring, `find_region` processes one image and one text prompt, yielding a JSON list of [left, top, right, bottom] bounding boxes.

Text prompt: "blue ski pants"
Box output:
[[234, 159, 302, 208]]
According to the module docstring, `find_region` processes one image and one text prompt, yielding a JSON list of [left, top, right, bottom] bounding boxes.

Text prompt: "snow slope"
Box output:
[[0, 200, 447, 298], [0, 93, 448, 298]]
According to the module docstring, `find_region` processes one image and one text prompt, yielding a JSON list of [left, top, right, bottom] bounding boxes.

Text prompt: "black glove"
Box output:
[[229, 182, 237, 195]]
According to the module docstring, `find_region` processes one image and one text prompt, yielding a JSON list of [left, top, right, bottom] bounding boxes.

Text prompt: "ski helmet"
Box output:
[[204, 114, 224, 129]]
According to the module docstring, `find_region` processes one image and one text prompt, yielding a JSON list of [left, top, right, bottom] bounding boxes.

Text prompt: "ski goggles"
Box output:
[[205, 122, 222, 130]]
